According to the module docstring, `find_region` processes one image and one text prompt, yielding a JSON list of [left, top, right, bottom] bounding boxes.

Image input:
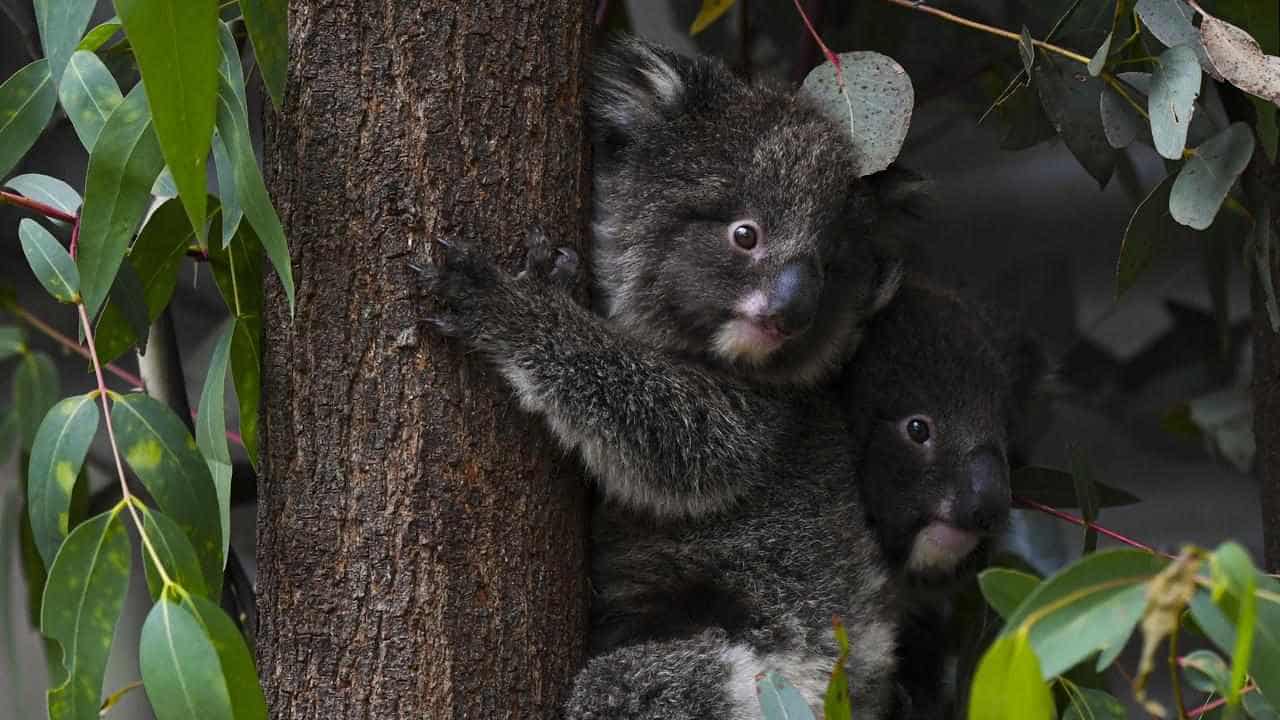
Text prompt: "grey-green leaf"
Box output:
[[13, 351, 60, 451], [1170, 122, 1256, 230], [1062, 687, 1126, 720], [58, 50, 124, 151], [196, 322, 234, 565], [19, 218, 80, 303], [1088, 32, 1112, 76], [1099, 72, 1150, 149], [76, 83, 165, 319], [1149, 44, 1202, 160], [239, 0, 287, 109], [1182, 649, 1231, 695], [0, 326, 24, 361], [139, 598, 235, 720], [979, 567, 1041, 621], [1116, 174, 1202, 297], [75, 17, 122, 52], [800, 51, 914, 177], [110, 392, 223, 596], [140, 506, 209, 601], [756, 671, 817, 720], [33, 0, 96, 91], [182, 595, 268, 720], [1019, 26, 1036, 74], [1135, 0, 1221, 79], [209, 211, 264, 468], [3, 173, 81, 224], [26, 393, 99, 570], [1034, 54, 1115, 187], [0, 59, 58, 181], [41, 508, 131, 720]]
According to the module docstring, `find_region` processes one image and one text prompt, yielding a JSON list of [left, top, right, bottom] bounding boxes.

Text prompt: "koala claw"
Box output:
[[549, 247, 579, 288], [519, 225, 579, 288]]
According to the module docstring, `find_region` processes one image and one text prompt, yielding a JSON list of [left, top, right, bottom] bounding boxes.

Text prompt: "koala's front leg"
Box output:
[[415, 229, 796, 518]]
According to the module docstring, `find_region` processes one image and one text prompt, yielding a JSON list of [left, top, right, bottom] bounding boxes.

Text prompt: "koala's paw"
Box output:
[[412, 238, 503, 339], [519, 225, 579, 291]]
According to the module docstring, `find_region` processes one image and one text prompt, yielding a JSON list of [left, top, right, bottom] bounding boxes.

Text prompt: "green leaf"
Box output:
[[211, 134, 241, 248], [1182, 649, 1231, 695], [101, 259, 151, 357], [690, 0, 736, 34], [755, 671, 817, 720], [1135, 0, 1219, 78], [1062, 686, 1126, 720], [968, 632, 1055, 720], [33, 0, 97, 90], [214, 75, 294, 314], [979, 568, 1042, 620], [26, 393, 99, 569], [93, 196, 197, 364], [75, 18, 122, 52], [238, 0, 287, 109], [1212, 542, 1258, 705], [58, 50, 124, 151], [19, 218, 80, 303], [0, 59, 59, 181], [1069, 447, 1099, 554], [209, 221, 264, 467], [115, 0, 219, 242], [76, 82, 165, 319], [1247, 692, 1280, 720], [139, 506, 209, 600], [800, 51, 914, 177], [40, 508, 132, 720], [181, 595, 268, 720], [824, 618, 852, 720], [1087, 31, 1112, 76], [110, 392, 223, 595], [0, 410, 17, 462], [139, 598, 235, 720], [1033, 54, 1116, 187], [1117, 174, 1196, 296], [1148, 44, 1202, 160], [1012, 466, 1141, 508], [0, 326, 26, 361], [1190, 588, 1280, 708], [14, 351, 61, 451], [151, 165, 178, 197], [1170, 122, 1256, 230], [196, 322, 234, 566], [3, 173, 81, 224]]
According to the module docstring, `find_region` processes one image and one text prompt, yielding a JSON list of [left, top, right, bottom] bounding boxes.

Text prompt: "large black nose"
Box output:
[[764, 262, 821, 335], [955, 448, 1011, 533]]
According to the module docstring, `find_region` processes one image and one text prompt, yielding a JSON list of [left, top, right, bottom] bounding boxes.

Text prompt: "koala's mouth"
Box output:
[[711, 317, 794, 363], [906, 520, 980, 573]]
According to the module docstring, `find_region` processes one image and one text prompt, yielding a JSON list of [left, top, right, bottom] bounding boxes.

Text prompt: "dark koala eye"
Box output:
[[905, 416, 932, 444], [729, 220, 761, 251]]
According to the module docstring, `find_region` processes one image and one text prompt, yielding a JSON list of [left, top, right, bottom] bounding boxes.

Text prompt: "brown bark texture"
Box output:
[[256, 2, 594, 718]]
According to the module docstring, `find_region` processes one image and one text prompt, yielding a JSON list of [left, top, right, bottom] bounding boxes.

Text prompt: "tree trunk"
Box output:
[[255, 3, 593, 718], [1251, 160, 1280, 573]]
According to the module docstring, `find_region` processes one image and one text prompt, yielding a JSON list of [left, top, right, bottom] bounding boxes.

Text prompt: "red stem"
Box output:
[[1013, 496, 1167, 557], [1186, 683, 1257, 718], [0, 189, 78, 224], [791, 0, 843, 83]]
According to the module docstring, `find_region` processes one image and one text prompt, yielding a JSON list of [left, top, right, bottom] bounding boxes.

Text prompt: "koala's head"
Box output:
[[588, 37, 903, 386], [844, 281, 1043, 593]]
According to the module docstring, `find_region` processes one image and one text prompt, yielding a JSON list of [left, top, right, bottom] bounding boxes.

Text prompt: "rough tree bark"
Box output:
[[256, 3, 593, 717]]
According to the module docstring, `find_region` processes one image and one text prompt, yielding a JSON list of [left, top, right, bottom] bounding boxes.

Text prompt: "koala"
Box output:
[[841, 279, 1043, 718], [416, 36, 906, 719]]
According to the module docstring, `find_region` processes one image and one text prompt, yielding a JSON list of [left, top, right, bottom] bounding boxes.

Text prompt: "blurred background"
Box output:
[[1, 1, 1260, 717]]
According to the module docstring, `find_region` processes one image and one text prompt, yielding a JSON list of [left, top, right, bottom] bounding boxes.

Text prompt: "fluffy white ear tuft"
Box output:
[[589, 37, 691, 136]]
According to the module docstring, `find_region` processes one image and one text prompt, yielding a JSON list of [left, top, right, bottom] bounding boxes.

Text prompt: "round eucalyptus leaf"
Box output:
[[1099, 72, 1150, 149], [1170, 122, 1255, 230], [1149, 44, 1202, 160], [801, 51, 914, 177], [1200, 12, 1280, 106]]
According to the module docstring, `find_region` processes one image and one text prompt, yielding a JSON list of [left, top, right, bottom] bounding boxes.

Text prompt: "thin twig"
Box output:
[[0, 190, 78, 224], [1187, 683, 1257, 718], [880, 0, 1090, 64], [1014, 496, 1168, 556], [7, 304, 144, 387]]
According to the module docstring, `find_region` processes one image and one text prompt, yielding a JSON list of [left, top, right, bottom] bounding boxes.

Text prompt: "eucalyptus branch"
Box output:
[[0, 190, 78, 224], [6, 303, 144, 387], [1014, 496, 1167, 556]]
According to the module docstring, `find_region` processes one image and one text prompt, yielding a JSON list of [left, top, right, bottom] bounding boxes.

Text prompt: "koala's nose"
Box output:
[[764, 262, 821, 336], [955, 448, 1011, 534]]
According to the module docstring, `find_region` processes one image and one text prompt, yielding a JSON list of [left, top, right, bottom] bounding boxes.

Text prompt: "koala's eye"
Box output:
[[730, 221, 761, 251], [905, 416, 932, 444]]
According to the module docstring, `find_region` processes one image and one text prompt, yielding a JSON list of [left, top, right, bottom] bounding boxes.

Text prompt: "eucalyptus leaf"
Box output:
[[209, 221, 264, 467], [1199, 12, 1280, 106], [1148, 44, 1202, 160], [238, 0, 287, 108], [13, 351, 60, 451], [1182, 649, 1231, 695], [755, 671, 816, 720], [1019, 26, 1036, 74], [978, 567, 1041, 620], [800, 51, 914, 177], [1002, 549, 1167, 636], [1135, 0, 1221, 79], [3, 173, 81, 223], [1170, 122, 1255, 230], [1034, 54, 1115, 187], [181, 595, 268, 720], [19, 218, 80, 303], [0, 326, 25, 361], [139, 598, 235, 720], [0, 59, 58, 181], [968, 633, 1054, 720], [1099, 72, 1148, 149], [690, 0, 735, 35], [26, 393, 98, 570], [75, 18, 121, 52], [116, 0, 218, 241], [41, 509, 132, 720], [1087, 31, 1112, 76], [1062, 686, 1126, 720], [139, 506, 209, 600], [58, 50, 124, 151], [76, 83, 165, 319], [1116, 175, 1197, 297], [33, 0, 95, 91], [196, 323, 234, 565], [1012, 466, 1141, 508]]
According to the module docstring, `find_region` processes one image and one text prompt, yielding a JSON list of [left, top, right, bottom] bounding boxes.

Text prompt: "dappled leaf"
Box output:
[[41, 508, 131, 720], [1149, 44, 1202, 160], [978, 567, 1041, 620], [239, 0, 287, 109], [75, 17, 121, 52], [969, 632, 1054, 720], [1012, 466, 1141, 508], [213, 24, 245, 247], [13, 351, 60, 451], [19, 218, 80, 303], [181, 595, 268, 720], [690, 0, 735, 35], [32, 0, 96, 90], [116, 0, 218, 241], [1034, 54, 1115, 187], [756, 671, 816, 720], [58, 50, 123, 151], [3, 173, 81, 223], [111, 392, 223, 595], [76, 83, 165, 319], [139, 506, 209, 601], [1037, 583, 1148, 678], [1135, 0, 1221, 79], [1170, 122, 1255, 230], [208, 221, 264, 467], [1003, 549, 1167, 635], [1063, 686, 1126, 720], [196, 323, 234, 565], [801, 52, 914, 177], [26, 393, 98, 569], [140, 598, 235, 720], [1200, 12, 1280, 106], [0, 59, 58, 181]]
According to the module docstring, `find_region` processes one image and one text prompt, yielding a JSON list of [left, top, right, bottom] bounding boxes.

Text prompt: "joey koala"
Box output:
[[842, 279, 1043, 718], [417, 36, 906, 719]]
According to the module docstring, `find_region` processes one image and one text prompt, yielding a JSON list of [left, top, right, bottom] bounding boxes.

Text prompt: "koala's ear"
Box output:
[[589, 36, 702, 149]]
